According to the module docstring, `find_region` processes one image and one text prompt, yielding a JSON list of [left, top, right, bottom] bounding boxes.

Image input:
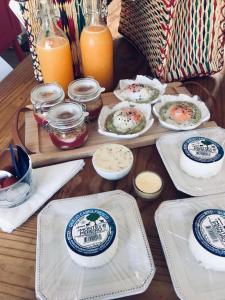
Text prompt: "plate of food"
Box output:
[[114, 75, 166, 104], [98, 101, 154, 139], [153, 94, 210, 130]]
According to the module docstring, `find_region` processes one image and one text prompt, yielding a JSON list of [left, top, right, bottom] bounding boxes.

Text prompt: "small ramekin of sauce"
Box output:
[[133, 171, 163, 200], [68, 78, 105, 121], [47, 103, 88, 150], [30, 83, 65, 126]]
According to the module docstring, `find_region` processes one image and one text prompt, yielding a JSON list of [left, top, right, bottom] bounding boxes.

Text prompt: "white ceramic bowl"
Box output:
[[92, 144, 134, 180]]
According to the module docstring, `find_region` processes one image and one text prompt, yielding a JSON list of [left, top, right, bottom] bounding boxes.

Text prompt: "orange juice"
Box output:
[[36, 37, 74, 92], [80, 25, 113, 91]]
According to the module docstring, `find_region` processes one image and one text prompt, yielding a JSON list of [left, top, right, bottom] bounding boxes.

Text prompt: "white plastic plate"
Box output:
[[156, 127, 225, 196], [36, 190, 155, 300], [155, 193, 225, 300]]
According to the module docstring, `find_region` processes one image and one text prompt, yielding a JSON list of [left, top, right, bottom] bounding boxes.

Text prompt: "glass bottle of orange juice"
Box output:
[[80, 0, 113, 91], [36, 0, 74, 92]]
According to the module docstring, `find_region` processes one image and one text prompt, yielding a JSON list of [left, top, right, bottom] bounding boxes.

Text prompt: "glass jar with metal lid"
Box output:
[[47, 102, 89, 150], [31, 83, 65, 126], [68, 78, 105, 121]]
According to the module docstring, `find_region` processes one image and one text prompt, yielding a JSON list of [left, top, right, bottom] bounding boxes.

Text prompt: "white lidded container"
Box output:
[[189, 209, 225, 272], [65, 208, 118, 268], [180, 136, 224, 178]]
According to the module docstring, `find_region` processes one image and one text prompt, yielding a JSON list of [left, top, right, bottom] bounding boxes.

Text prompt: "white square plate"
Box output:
[[155, 193, 225, 300], [156, 127, 225, 196], [36, 190, 155, 300]]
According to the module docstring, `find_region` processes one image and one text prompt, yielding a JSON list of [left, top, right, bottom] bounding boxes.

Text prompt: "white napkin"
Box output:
[[0, 160, 85, 233], [9, 0, 25, 27]]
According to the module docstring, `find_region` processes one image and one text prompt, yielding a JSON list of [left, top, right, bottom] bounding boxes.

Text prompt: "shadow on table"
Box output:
[[113, 37, 151, 87]]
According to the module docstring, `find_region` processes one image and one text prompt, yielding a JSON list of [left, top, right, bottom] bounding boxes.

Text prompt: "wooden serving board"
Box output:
[[24, 82, 217, 167]]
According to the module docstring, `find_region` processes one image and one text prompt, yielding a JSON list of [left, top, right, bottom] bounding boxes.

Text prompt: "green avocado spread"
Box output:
[[159, 101, 201, 126], [106, 112, 146, 134]]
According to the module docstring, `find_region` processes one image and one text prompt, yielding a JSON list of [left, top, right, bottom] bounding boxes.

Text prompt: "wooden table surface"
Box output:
[[0, 37, 225, 300]]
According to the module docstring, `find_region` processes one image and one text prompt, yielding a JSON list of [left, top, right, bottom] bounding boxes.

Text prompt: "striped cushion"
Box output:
[[119, 0, 225, 82]]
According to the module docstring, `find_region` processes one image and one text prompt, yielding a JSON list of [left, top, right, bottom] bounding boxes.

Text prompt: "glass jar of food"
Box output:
[[68, 78, 105, 121], [31, 83, 65, 126], [47, 102, 88, 150]]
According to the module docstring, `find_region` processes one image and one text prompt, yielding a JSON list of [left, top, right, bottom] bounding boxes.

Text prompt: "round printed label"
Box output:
[[65, 208, 116, 257], [182, 137, 224, 163], [193, 209, 225, 257]]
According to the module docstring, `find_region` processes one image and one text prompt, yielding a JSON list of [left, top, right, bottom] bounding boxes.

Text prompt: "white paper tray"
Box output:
[[36, 190, 155, 300], [155, 193, 225, 300], [153, 94, 210, 131], [156, 127, 225, 196]]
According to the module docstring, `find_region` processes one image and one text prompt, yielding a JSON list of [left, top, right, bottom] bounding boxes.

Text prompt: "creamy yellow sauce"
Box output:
[[135, 171, 162, 193], [93, 144, 133, 172]]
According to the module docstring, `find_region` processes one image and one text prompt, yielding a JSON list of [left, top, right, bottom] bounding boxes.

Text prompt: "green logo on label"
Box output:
[[87, 213, 100, 224]]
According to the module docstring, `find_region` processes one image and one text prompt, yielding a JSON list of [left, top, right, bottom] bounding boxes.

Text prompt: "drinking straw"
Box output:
[[53, 0, 82, 78], [9, 144, 21, 178], [64, 0, 83, 77], [75, 0, 85, 36]]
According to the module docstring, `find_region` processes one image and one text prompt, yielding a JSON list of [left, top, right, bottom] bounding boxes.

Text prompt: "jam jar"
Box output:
[[31, 83, 65, 126], [47, 103, 88, 150], [68, 78, 105, 121]]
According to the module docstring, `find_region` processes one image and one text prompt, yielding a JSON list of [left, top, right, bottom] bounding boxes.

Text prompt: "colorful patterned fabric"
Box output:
[[20, 1, 43, 82], [119, 0, 225, 82], [20, 0, 85, 82]]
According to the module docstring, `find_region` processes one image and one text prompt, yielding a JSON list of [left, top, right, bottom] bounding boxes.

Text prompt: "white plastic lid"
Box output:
[[182, 137, 224, 163], [193, 209, 225, 257], [65, 208, 117, 257]]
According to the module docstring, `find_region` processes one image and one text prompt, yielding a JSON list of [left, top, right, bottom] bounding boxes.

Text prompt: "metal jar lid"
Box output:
[[31, 82, 65, 108], [68, 78, 105, 102], [47, 102, 86, 130]]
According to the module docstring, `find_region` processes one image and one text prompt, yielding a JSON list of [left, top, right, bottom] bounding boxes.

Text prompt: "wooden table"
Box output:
[[0, 38, 224, 300]]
